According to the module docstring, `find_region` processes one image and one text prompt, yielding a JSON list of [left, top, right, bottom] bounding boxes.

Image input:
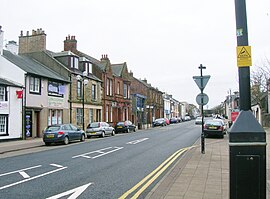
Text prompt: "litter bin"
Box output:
[[229, 111, 266, 199]]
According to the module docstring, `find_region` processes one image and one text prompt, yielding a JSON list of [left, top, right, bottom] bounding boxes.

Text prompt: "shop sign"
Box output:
[[48, 97, 64, 108]]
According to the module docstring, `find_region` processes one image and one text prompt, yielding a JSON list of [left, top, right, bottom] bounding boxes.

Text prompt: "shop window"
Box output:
[[48, 110, 63, 126], [76, 108, 83, 126]]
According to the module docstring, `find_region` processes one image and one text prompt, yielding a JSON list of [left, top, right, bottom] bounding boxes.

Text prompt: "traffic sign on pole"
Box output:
[[196, 93, 209, 105], [192, 75, 211, 90]]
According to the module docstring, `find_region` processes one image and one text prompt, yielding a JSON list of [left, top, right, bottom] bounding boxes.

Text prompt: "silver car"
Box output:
[[86, 122, 115, 138]]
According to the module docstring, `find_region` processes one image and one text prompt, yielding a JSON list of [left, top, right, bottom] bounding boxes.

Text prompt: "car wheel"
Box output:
[[100, 131, 105, 138], [45, 142, 51, 146], [80, 134, 85, 142], [63, 136, 69, 145], [111, 130, 115, 136]]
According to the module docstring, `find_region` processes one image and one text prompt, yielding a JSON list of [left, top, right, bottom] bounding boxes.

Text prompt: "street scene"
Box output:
[[1, 0, 270, 199]]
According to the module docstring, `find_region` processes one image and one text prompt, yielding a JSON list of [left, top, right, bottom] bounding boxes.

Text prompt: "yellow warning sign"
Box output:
[[237, 46, 252, 67]]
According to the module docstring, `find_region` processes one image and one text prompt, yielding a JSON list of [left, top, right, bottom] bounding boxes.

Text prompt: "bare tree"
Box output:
[[250, 58, 270, 108]]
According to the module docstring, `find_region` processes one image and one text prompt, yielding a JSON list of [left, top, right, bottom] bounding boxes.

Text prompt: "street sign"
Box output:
[[193, 75, 211, 90], [237, 46, 252, 67], [196, 93, 209, 105]]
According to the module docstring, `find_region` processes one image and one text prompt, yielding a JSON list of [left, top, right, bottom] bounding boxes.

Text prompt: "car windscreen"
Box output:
[[117, 122, 124, 125], [46, 126, 61, 132]]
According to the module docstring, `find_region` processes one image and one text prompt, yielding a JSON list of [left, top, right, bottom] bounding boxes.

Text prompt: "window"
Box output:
[[124, 84, 128, 98], [70, 56, 79, 69], [92, 84, 96, 100], [106, 78, 113, 96], [48, 81, 64, 97], [89, 109, 93, 124], [110, 106, 113, 122], [106, 105, 109, 122], [48, 110, 63, 126], [0, 87, 5, 101], [117, 82, 120, 94], [0, 115, 8, 135], [85, 62, 93, 74], [76, 108, 83, 126], [77, 80, 82, 98], [29, 76, 40, 94]]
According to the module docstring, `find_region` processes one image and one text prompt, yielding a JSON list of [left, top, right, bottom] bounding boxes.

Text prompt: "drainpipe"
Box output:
[[69, 74, 72, 123]]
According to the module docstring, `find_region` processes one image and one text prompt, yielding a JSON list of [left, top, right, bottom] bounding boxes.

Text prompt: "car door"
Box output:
[[104, 122, 110, 135], [70, 124, 80, 140], [63, 124, 72, 140]]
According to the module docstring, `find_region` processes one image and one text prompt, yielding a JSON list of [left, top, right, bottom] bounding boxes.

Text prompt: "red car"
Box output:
[[165, 118, 170, 125]]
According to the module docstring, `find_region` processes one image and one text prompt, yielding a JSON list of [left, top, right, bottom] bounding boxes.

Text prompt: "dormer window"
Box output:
[[84, 62, 92, 74], [70, 56, 79, 69]]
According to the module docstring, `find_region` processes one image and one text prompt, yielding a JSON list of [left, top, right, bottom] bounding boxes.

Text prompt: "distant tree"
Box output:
[[250, 58, 270, 108]]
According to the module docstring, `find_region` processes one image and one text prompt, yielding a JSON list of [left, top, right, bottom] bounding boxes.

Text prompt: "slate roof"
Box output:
[[0, 77, 23, 87], [3, 50, 69, 82], [75, 51, 106, 71], [111, 63, 125, 77]]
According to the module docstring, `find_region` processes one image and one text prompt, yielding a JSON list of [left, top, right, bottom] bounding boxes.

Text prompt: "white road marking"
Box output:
[[0, 165, 42, 177], [72, 146, 123, 159], [46, 183, 92, 199], [19, 171, 30, 179], [0, 164, 67, 190], [126, 138, 149, 145]]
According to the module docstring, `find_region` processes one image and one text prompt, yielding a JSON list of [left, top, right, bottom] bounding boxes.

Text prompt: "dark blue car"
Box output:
[[43, 124, 86, 145]]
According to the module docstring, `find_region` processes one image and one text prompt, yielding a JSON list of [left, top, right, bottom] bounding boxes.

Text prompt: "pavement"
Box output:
[[0, 128, 269, 199]]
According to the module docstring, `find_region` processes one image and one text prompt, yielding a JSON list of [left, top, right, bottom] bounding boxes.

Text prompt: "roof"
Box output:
[[0, 77, 23, 87], [75, 50, 105, 70], [3, 50, 69, 82], [111, 63, 125, 77]]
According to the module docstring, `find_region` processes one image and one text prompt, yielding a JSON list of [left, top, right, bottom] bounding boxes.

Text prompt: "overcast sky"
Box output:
[[2, 0, 270, 108]]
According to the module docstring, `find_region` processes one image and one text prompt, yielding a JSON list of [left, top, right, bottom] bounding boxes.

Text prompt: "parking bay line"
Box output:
[[72, 146, 123, 159], [0, 164, 67, 191]]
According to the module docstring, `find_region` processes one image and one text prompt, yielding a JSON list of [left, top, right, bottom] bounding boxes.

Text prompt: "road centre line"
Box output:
[[72, 146, 123, 159], [126, 138, 149, 145], [0, 164, 67, 191], [119, 146, 193, 199]]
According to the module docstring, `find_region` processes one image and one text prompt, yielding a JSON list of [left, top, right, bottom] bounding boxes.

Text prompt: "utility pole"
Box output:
[[229, 1, 266, 198]]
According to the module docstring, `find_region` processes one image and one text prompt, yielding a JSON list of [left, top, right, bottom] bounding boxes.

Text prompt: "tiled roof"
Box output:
[[3, 50, 68, 82]]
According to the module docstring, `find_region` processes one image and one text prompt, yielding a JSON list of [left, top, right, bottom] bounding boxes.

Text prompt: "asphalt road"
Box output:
[[0, 121, 201, 199]]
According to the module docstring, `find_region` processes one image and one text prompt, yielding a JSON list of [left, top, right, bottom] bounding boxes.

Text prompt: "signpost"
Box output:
[[193, 64, 210, 154]]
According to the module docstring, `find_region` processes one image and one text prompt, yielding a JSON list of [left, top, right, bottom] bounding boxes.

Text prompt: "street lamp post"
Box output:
[[76, 71, 88, 131]]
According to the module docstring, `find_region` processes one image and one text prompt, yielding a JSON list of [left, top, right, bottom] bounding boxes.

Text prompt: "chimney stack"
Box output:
[[64, 35, 77, 52], [19, 28, 46, 54]]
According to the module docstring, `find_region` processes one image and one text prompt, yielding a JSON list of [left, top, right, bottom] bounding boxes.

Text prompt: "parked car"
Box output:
[[170, 117, 178, 124], [203, 119, 225, 138], [43, 124, 86, 146], [195, 117, 202, 125], [213, 118, 227, 134], [86, 122, 115, 138], [153, 118, 167, 127], [115, 120, 136, 133], [184, 115, 191, 121], [165, 118, 170, 125]]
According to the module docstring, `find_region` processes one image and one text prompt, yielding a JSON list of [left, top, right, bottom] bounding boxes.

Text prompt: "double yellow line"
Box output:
[[119, 146, 192, 199]]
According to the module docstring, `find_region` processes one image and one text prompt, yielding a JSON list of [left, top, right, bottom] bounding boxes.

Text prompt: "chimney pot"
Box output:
[[20, 30, 23, 36]]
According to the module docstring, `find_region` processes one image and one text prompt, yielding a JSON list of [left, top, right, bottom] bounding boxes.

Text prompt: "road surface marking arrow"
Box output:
[[46, 183, 92, 199]]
